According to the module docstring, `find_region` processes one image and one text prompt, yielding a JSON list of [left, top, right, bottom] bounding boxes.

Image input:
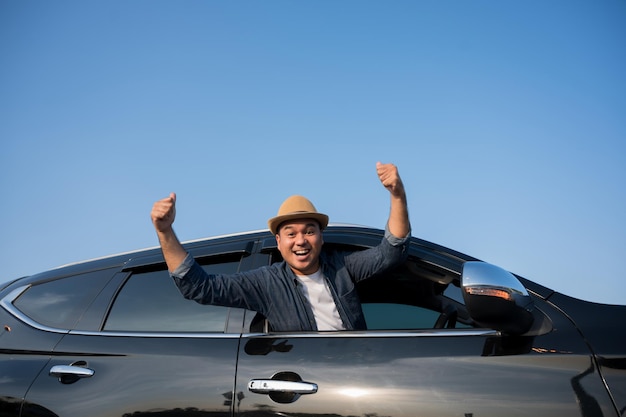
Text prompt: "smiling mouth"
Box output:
[[294, 249, 310, 256]]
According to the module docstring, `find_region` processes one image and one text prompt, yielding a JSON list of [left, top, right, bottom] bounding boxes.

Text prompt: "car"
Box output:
[[1, 224, 625, 417]]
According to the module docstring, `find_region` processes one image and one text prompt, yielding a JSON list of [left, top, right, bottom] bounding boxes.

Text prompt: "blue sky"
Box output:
[[1, 1, 624, 305]]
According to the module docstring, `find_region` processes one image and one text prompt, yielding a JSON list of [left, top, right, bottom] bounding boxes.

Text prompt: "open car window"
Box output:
[[261, 242, 473, 332], [357, 258, 473, 330]]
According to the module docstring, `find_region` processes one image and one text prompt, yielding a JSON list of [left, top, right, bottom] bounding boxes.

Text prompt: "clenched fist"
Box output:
[[151, 192, 177, 233], [376, 162, 405, 198]]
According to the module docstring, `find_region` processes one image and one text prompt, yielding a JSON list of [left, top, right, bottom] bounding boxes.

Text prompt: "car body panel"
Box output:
[[542, 292, 626, 415], [235, 298, 617, 417], [236, 333, 614, 417], [22, 333, 239, 417]]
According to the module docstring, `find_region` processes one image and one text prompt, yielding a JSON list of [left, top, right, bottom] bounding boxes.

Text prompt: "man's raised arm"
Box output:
[[376, 162, 410, 239], [151, 192, 188, 272]]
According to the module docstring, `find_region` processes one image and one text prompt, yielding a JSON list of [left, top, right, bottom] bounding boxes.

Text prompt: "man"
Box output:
[[151, 162, 410, 331]]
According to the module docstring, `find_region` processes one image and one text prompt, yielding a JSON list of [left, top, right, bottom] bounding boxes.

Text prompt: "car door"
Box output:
[[233, 242, 618, 417], [20, 245, 252, 417]]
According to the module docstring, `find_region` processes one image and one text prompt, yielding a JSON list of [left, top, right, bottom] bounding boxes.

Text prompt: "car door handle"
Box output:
[[248, 379, 318, 395], [49, 365, 95, 379]]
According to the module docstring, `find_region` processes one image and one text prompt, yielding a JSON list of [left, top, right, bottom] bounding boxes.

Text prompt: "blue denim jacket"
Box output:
[[171, 227, 409, 331]]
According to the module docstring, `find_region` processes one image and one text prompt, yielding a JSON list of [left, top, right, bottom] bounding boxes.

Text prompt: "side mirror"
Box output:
[[461, 261, 534, 335]]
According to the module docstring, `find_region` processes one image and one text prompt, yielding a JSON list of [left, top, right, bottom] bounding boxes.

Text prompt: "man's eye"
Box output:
[[306, 230, 315, 235]]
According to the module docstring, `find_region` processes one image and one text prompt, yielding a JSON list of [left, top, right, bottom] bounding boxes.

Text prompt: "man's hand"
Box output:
[[376, 162, 405, 198], [376, 162, 410, 239], [151, 192, 177, 233]]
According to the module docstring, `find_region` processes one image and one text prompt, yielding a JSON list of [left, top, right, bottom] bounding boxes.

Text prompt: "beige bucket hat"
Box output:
[[267, 195, 329, 235]]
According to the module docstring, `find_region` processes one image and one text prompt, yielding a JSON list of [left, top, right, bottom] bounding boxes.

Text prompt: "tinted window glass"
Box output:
[[13, 269, 115, 329], [362, 303, 441, 330], [104, 260, 240, 333], [442, 281, 465, 304]]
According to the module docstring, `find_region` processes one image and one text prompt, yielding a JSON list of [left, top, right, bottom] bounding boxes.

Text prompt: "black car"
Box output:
[[1, 225, 625, 417]]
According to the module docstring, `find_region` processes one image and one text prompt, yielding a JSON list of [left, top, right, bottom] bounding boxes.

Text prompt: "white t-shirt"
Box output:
[[295, 270, 346, 331]]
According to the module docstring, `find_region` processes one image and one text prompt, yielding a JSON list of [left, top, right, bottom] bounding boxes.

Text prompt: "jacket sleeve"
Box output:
[[343, 225, 410, 282], [170, 256, 268, 312]]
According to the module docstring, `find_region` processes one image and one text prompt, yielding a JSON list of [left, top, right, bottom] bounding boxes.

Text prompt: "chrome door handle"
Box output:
[[248, 379, 318, 395], [50, 365, 95, 379]]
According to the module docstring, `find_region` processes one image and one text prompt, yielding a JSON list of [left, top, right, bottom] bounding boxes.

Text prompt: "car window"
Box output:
[[104, 260, 241, 333], [358, 259, 473, 330], [264, 243, 471, 331], [12, 269, 116, 330], [362, 303, 441, 330]]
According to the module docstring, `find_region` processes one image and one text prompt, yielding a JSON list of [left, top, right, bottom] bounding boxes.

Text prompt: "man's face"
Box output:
[[276, 219, 324, 276]]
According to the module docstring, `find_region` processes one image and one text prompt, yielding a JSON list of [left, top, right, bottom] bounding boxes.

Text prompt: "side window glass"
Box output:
[[442, 280, 465, 304], [104, 259, 241, 333], [362, 303, 441, 330], [358, 258, 472, 330], [12, 269, 115, 330]]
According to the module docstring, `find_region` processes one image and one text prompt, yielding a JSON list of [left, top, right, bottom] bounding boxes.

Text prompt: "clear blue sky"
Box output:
[[1, 1, 624, 305]]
